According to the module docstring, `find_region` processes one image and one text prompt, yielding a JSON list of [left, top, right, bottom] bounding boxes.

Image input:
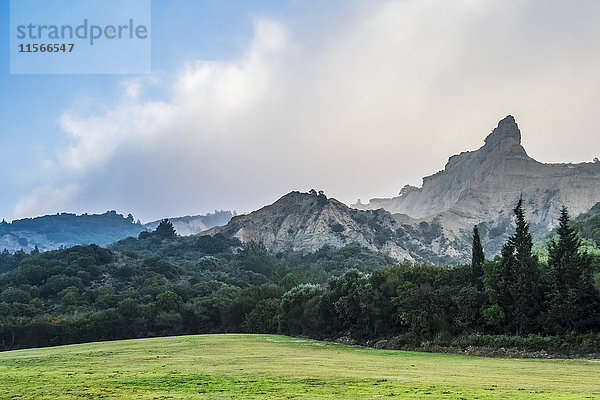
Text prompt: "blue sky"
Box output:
[[2, 0, 600, 222], [0, 0, 298, 219]]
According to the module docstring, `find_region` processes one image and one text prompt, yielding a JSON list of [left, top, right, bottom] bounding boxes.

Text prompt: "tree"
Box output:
[[317, 190, 328, 205], [546, 207, 600, 333], [501, 197, 541, 335], [0, 287, 32, 304], [484, 197, 541, 335], [154, 219, 176, 239], [0, 250, 18, 274], [319, 269, 368, 333], [59, 286, 80, 310], [471, 225, 485, 291], [156, 290, 184, 312], [241, 298, 281, 333], [237, 241, 275, 275], [279, 284, 323, 336]]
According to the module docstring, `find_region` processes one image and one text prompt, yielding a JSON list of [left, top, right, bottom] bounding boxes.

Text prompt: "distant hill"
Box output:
[[0, 211, 143, 253], [0, 210, 233, 253], [144, 211, 233, 236]]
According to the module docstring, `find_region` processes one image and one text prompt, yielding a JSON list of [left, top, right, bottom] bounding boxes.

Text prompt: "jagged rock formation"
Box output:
[[355, 115, 600, 256], [202, 191, 460, 264]]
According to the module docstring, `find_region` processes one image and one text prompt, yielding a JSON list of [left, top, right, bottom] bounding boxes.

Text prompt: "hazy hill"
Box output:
[[144, 211, 233, 236], [0, 210, 233, 253], [0, 211, 143, 253], [569, 202, 600, 248]]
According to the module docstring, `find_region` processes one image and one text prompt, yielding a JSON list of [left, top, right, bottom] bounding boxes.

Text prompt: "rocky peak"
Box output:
[[443, 115, 528, 172], [483, 115, 522, 149]]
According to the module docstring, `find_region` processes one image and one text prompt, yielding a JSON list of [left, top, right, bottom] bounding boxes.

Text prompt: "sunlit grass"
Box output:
[[1, 334, 599, 399]]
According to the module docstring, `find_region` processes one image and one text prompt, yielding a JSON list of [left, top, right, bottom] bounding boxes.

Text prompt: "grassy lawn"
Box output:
[[1, 334, 599, 399]]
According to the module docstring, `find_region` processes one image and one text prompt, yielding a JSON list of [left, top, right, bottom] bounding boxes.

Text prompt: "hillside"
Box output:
[[1, 334, 598, 400], [0, 233, 396, 349], [571, 202, 600, 248], [0, 210, 233, 253], [202, 190, 463, 264]]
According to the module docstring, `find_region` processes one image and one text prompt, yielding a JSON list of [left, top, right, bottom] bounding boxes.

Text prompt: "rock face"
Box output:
[[355, 115, 600, 256], [202, 191, 461, 264]]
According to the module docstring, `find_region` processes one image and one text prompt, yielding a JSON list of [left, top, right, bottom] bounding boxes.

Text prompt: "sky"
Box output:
[[1, 0, 600, 223]]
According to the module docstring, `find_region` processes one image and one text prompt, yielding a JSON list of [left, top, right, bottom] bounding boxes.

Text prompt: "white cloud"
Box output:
[[12, 184, 81, 220], [12, 1, 600, 221], [121, 80, 141, 99]]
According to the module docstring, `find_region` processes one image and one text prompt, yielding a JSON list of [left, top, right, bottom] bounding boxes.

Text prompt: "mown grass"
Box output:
[[1, 334, 599, 399]]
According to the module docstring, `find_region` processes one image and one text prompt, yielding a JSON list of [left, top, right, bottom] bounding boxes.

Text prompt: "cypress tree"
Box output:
[[471, 225, 485, 291], [546, 207, 599, 333], [501, 197, 541, 335], [154, 219, 177, 239], [496, 240, 515, 333]]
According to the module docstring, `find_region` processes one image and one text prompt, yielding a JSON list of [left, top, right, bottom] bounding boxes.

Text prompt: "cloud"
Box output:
[[12, 184, 81, 220], [12, 0, 600, 221], [121, 79, 142, 99]]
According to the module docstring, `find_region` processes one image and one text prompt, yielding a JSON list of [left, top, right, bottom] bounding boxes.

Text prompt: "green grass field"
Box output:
[[1, 334, 599, 399]]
